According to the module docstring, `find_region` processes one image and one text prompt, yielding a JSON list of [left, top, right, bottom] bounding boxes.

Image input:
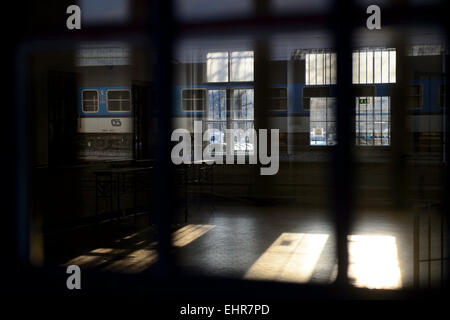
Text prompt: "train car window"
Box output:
[[310, 97, 336, 146], [268, 87, 288, 111], [407, 85, 423, 109], [107, 90, 131, 112], [207, 52, 229, 82], [81, 90, 99, 113], [181, 89, 206, 111], [303, 86, 330, 110], [230, 51, 254, 82], [355, 96, 390, 146], [440, 84, 446, 108], [353, 49, 396, 84], [305, 52, 336, 85]]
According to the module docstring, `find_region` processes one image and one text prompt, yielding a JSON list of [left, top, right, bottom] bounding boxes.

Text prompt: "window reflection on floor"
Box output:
[[172, 224, 215, 247], [348, 235, 402, 289], [64, 224, 215, 273], [244, 232, 402, 289], [244, 233, 329, 283]]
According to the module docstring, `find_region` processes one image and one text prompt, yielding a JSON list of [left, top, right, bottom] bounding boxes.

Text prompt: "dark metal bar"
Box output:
[[445, 1, 450, 287], [428, 208, 432, 288], [151, 0, 175, 272], [414, 213, 420, 288], [332, 0, 356, 285]]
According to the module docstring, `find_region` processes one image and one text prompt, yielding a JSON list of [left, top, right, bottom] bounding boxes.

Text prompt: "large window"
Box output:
[[205, 88, 254, 152], [305, 52, 337, 85], [107, 90, 131, 112], [81, 90, 99, 113], [207, 51, 254, 83], [205, 50, 254, 153], [352, 49, 396, 84], [310, 97, 336, 146], [355, 96, 390, 146]]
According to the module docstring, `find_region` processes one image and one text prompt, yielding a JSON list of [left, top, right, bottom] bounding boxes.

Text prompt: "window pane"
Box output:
[[367, 51, 373, 84], [353, 52, 359, 84], [359, 51, 367, 84], [82, 90, 99, 112], [389, 50, 396, 83], [356, 96, 390, 146], [374, 51, 382, 83], [317, 53, 324, 85], [310, 97, 336, 145], [207, 52, 228, 82], [232, 89, 254, 120], [230, 51, 254, 82], [382, 50, 389, 83], [207, 89, 226, 121]]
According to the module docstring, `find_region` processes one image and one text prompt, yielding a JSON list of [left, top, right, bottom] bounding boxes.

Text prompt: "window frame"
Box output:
[[106, 88, 132, 113], [355, 96, 391, 147], [81, 89, 100, 113], [206, 50, 254, 84], [406, 84, 424, 110], [181, 88, 207, 112]]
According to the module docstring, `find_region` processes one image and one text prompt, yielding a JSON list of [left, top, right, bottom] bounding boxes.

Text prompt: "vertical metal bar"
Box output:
[[414, 212, 420, 288], [152, 0, 175, 271], [332, 0, 355, 285], [428, 207, 432, 288], [445, 1, 450, 288], [441, 210, 444, 287]]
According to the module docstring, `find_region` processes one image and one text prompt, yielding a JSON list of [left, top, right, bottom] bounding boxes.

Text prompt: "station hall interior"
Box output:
[[4, 0, 450, 298]]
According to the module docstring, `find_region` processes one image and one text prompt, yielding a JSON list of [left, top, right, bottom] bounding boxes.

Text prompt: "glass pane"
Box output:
[[207, 52, 228, 82], [230, 51, 254, 82]]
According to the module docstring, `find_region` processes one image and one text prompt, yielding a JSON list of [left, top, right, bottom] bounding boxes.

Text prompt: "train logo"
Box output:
[[111, 119, 122, 127]]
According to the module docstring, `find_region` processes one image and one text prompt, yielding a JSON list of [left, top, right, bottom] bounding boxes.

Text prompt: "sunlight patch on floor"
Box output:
[[348, 234, 402, 289], [172, 224, 215, 247], [244, 233, 329, 283]]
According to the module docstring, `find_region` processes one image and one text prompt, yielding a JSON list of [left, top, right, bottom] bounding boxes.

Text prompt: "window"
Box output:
[[310, 97, 336, 146], [407, 85, 423, 109], [81, 90, 99, 112], [230, 51, 254, 82], [268, 87, 288, 111], [205, 89, 227, 144], [107, 90, 131, 112], [353, 49, 396, 84], [231, 89, 254, 152], [303, 86, 329, 110], [207, 51, 254, 83], [205, 89, 254, 152], [181, 89, 206, 111], [355, 97, 390, 146], [206, 52, 229, 82], [305, 52, 336, 85]]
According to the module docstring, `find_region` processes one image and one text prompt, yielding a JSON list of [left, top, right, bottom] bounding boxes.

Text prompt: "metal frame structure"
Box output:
[[3, 0, 450, 299]]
